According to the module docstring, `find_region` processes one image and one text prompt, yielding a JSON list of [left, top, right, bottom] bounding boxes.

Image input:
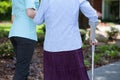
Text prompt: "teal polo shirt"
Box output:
[[9, 0, 39, 41]]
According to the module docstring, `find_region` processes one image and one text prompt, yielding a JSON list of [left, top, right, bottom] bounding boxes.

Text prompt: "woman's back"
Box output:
[[36, 0, 82, 52], [34, 0, 98, 52]]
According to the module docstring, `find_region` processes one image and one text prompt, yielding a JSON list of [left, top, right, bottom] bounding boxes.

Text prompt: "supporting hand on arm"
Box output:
[[26, 8, 36, 19]]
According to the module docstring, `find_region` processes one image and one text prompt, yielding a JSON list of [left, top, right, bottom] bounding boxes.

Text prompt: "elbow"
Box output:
[[33, 18, 43, 25]]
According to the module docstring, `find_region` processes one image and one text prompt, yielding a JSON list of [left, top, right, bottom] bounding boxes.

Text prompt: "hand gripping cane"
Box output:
[[89, 21, 98, 80]]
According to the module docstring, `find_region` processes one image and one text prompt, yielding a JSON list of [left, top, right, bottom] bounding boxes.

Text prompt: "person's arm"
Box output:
[[11, 15, 15, 22], [11, 0, 15, 22], [33, 0, 49, 25], [79, 0, 98, 44], [89, 21, 98, 45], [25, 0, 36, 19]]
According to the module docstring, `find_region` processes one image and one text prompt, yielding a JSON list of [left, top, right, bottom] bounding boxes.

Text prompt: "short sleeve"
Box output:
[[12, 6, 15, 15], [34, 0, 40, 10], [25, 0, 35, 9], [12, 0, 15, 15]]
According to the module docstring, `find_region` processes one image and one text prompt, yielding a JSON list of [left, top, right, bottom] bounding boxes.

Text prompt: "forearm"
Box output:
[[80, 0, 99, 43], [26, 8, 36, 19], [89, 21, 98, 43], [11, 15, 15, 23]]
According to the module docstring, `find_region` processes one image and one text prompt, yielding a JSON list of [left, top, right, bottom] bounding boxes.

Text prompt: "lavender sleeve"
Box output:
[[79, 0, 98, 22], [79, 0, 98, 42], [33, 0, 48, 25], [12, 0, 15, 15]]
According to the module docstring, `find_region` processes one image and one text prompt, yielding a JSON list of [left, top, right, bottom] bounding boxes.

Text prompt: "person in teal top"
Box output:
[[9, 0, 39, 80], [9, 0, 39, 40]]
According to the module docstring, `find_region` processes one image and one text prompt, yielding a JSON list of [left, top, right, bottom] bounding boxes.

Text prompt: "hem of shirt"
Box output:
[[8, 35, 37, 41], [43, 45, 82, 53]]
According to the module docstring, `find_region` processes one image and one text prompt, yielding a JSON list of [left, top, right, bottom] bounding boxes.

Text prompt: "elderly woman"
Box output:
[[34, 0, 98, 80]]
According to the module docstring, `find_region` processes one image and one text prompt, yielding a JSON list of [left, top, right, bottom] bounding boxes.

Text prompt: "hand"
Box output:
[[11, 15, 15, 23], [26, 8, 36, 19], [89, 39, 97, 45]]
